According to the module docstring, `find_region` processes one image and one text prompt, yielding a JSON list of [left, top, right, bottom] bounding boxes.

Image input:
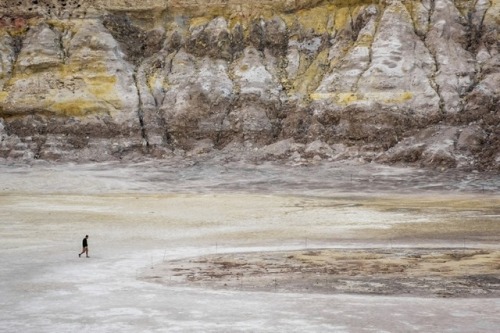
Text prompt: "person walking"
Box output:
[[79, 235, 89, 258]]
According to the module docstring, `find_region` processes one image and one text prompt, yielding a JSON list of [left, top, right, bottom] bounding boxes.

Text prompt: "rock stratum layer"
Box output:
[[0, 0, 498, 170]]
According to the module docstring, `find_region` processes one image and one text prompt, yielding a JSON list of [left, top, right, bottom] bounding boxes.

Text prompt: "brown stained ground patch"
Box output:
[[377, 219, 500, 242], [143, 248, 500, 298], [345, 195, 500, 242]]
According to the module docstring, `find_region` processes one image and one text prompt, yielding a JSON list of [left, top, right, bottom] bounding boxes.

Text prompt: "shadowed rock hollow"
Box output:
[[0, 0, 498, 170]]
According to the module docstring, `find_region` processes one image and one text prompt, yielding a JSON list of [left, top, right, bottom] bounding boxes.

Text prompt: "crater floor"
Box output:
[[0, 161, 499, 332]]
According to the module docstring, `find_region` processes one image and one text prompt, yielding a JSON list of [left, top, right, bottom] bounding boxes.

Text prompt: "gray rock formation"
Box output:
[[0, 0, 498, 170]]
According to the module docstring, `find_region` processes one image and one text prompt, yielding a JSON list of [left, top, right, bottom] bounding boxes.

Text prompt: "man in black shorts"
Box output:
[[79, 235, 89, 258]]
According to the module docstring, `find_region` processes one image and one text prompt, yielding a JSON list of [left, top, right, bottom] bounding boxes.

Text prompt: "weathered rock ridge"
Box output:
[[0, 0, 498, 170]]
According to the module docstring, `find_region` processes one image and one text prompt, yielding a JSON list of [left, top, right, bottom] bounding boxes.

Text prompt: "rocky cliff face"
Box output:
[[0, 0, 498, 170]]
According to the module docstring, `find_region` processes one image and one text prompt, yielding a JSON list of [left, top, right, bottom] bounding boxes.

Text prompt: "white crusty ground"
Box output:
[[0, 161, 499, 332]]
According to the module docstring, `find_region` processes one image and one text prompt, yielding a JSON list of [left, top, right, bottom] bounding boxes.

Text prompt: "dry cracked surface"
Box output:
[[144, 248, 500, 298]]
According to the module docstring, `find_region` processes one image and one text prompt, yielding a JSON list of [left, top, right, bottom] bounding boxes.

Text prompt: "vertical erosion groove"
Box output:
[[424, 0, 446, 116], [132, 72, 150, 149]]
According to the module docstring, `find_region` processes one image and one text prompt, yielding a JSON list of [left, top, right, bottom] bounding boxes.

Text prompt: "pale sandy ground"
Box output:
[[0, 160, 499, 332]]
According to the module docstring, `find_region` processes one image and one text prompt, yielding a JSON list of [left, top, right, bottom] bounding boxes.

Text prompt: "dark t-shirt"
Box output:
[[82, 238, 88, 247]]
